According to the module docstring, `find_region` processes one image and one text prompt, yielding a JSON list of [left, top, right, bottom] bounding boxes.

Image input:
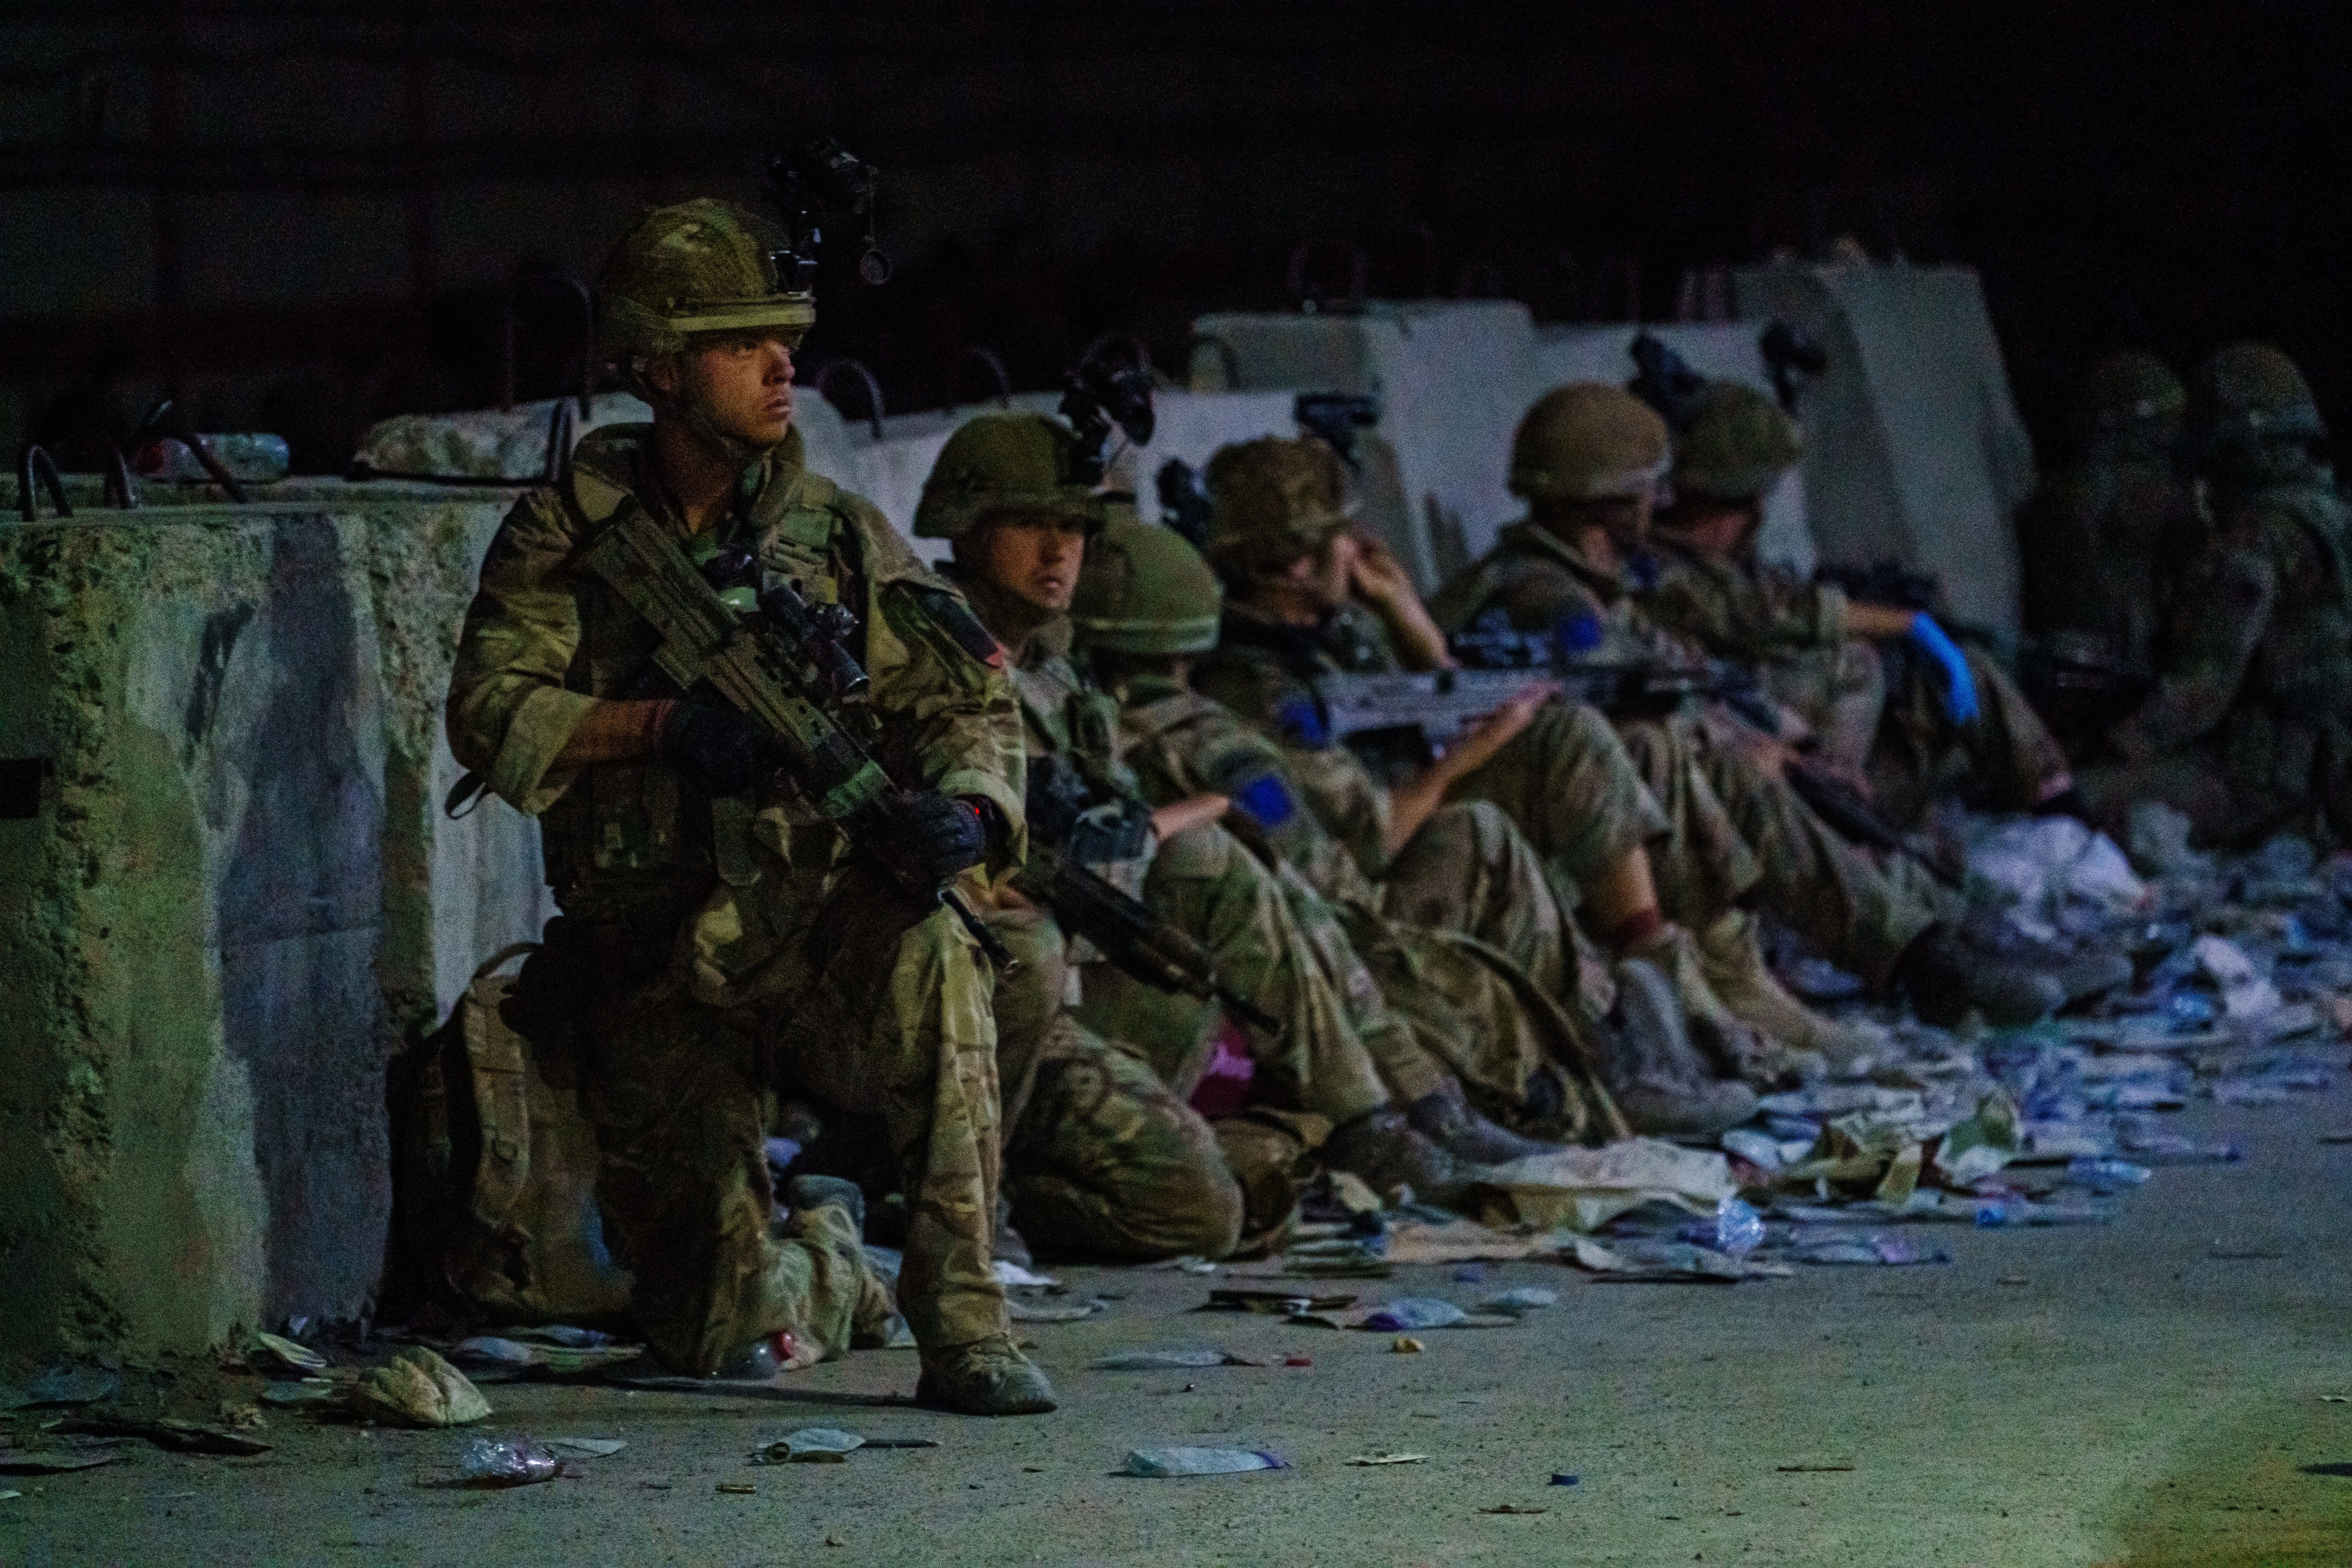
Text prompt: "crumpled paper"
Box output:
[[1468, 1139, 1736, 1232], [350, 1347, 491, 1428]]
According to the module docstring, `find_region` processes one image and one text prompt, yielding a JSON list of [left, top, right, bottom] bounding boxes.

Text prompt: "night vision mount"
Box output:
[[1060, 335, 1157, 486], [765, 136, 892, 291]]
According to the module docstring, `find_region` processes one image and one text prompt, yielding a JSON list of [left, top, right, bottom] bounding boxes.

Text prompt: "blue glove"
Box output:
[[1906, 615, 1978, 726]]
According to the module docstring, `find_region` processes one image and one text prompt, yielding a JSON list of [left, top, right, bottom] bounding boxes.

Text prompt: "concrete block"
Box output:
[[0, 485, 550, 1361], [1189, 301, 1539, 588], [1735, 262, 2038, 633], [1530, 322, 1816, 577]]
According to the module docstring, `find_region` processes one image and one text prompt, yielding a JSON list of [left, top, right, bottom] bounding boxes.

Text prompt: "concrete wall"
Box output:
[[0, 483, 548, 1361], [1735, 263, 2037, 633]]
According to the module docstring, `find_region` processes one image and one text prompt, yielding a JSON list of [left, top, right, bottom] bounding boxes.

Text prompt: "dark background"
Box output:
[[2, 2, 2345, 474]]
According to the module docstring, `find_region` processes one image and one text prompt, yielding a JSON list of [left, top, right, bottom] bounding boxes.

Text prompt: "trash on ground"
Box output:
[[1345, 1452, 1428, 1465], [1571, 1238, 1789, 1283], [1206, 1288, 1356, 1315], [992, 1261, 1060, 1288], [1475, 1288, 1559, 1315], [352, 1347, 492, 1428], [448, 1336, 643, 1377], [1087, 1347, 1258, 1370], [1550, 1473, 1579, 1485], [457, 1437, 561, 1486], [0, 1436, 123, 1474], [1391, 1336, 1425, 1353], [1470, 1139, 1736, 1232], [1777, 1463, 1858, 1472], [1381, 1216, 1550, 1265], [0, 1368, 121, 1410], [249, 1333, 329, 1377], [1480, 1503, 1546, 1514], [1006, 1297, 1109, 1323], [1118, 1446, 1285, 1477], [1781, 1230, 1950, 1267], [56, 1414, 270, 1456], [751, 1428, 865, 1464], [1156, 1256, 1220, 1276], [715, 1481, 757, 1495], [260, 1379, 343, 1407], [543, 1437, 627, 1459]]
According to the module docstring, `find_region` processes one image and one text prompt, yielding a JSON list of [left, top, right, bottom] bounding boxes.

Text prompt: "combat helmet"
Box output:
[[1202, 436, 1354, 576], [2191, 341, 2327, 459], [596, 200, 814, 377], [1071, 514, 1224, 655], [1509, 383, 1671, 501], [913, 412, 1106, 540], [2069, 351, 2185, 444], [1670, 382, 1803, 503]]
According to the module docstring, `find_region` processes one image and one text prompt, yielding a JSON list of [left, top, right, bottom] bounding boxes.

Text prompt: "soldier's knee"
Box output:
[[1143, 1160, 1245, 1259]]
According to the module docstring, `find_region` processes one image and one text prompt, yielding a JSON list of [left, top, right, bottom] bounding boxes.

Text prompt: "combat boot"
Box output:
[[915, 1335, 1058, 1416], [1693, 910, 1882, 1077], [1622, 922, 1820, 1088], [1406, 1078, 1566, 1164], [1323, 1108, 1470, 1204], [1602, 958, 1759, 1141], [1894, 923, 2129, 1027]]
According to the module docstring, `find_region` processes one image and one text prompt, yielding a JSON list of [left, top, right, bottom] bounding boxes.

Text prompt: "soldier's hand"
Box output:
[[1907, 615, 1980, 726], [659, 695, 777, 797], [875, 791, 991, 889]]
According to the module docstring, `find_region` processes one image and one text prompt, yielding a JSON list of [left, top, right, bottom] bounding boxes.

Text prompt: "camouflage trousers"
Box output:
[[1762, 640, 1886, 782], [550, 869, 1007, 1375], [1073, 820, 1438, 1121], [1357, 801, 1627, 1143], [1449, 699, 1671, 906], [2077, 731, 2352, 850], [1619, 711, 1947, 986], [1868, 646, 2074, 826], [984, 902, 1244, 1262]]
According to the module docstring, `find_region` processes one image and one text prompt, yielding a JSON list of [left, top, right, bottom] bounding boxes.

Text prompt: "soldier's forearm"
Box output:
[[1843, 601, 1920, 641], [552, 698, 677, 766]]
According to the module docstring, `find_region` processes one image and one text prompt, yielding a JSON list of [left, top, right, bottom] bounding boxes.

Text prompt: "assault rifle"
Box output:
[[1332, 624, 1960, 885], [1018, 753, 1282, 1034], [575, 506, 1011, 961]]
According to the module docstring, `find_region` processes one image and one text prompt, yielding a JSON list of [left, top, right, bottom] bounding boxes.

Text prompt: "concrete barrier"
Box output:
[[0, 483, 550, 1360]]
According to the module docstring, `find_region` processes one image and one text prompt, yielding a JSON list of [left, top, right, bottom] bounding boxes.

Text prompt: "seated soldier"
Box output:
[[1426, 383, 2125, 1027], [2078, 343, 2352, 847], [1190, 434, 1869, 1074], [1074, 511, 1757, 1140], [448, 200, 1044, 1414], [912, 412, 1558, 1220], [1643, 380, 2079, 829]]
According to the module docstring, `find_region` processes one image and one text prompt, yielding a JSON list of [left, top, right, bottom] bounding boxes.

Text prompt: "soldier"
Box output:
[[1645, 380, 2078, 827], [913, 412, 1549, 1216], [1073, 512, 1751, 1138], [447, 200, 1052, 1414], [1191, 434, 1873, 1074], [1428, 383, 2123, 1026], [2077, 343, 2352, 846], [2016, 352, 2202, 676]]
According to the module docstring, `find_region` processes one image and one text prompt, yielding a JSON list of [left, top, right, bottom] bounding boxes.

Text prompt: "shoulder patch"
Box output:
[[908, 584, 1006, 669], [1272, 694, 1332, 748]]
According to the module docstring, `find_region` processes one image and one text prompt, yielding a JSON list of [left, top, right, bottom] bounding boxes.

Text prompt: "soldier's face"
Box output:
[[975, 511, 1093, 614], [668, 332, 797, 447], [1289, 532, 1358, 612]]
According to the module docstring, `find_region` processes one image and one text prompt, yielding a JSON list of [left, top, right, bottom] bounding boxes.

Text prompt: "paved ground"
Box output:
[[7, 1088, 2352, 1568]]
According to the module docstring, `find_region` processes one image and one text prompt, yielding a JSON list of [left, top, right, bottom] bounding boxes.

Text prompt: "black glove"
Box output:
[[659, 695, 773, 797], [872, 791, 989, 890]]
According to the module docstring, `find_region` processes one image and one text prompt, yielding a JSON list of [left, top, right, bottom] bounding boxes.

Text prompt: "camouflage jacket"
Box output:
[[447, 423, 1024, 912], [2112, 470, 2352, 799], [1640, 536, 1848, 663], [2016, 453, 2203, 667], [1426, 518, 1701, 665], [1190, 604, 1426, 890], [1112, 670, 1383, 911]]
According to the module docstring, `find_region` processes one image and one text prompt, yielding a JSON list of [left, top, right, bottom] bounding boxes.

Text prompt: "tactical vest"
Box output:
[[539, 435, 871, 907]]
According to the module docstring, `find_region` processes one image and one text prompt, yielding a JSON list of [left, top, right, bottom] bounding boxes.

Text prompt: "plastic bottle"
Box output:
[[1713, 1195, 1766, 1257], [457, 1437, 559, 1486]]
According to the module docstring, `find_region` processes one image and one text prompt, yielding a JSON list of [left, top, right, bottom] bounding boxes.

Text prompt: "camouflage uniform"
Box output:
[[1112, 669, 1624, 1143], [1429, 518, 1947, 987], [1644, 380, 2071, 823], [448, 415, 1020, 1374], [2016, 352, 2201, 670], [2079, 345, 2352, 846]]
